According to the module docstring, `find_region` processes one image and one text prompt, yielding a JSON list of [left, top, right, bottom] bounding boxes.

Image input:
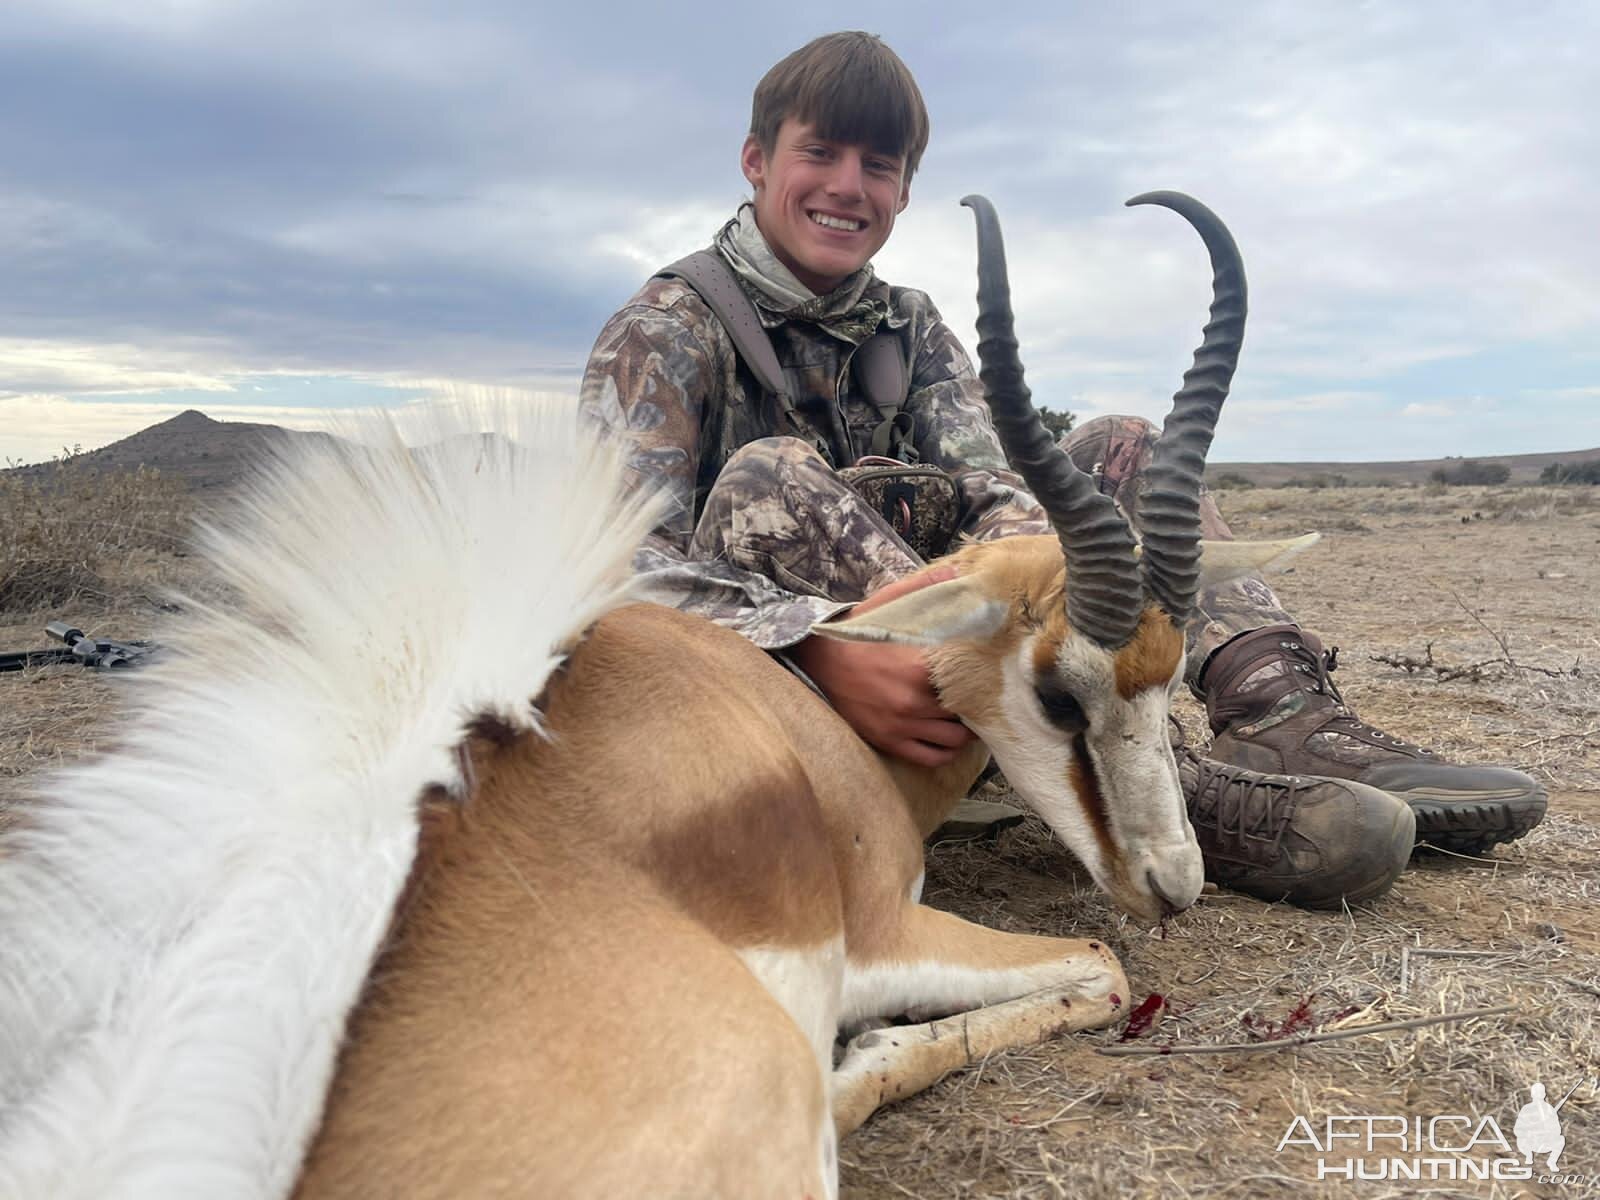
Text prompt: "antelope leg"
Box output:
[[831, 981, 1123, 1138]]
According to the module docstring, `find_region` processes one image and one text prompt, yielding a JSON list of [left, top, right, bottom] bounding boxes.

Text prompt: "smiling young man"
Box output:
[[578, 32, 1545, 908], [739, 118, 908, 295]]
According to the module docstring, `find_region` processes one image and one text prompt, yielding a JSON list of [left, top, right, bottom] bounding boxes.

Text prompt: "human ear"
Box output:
[[740, 134, 767, 192]]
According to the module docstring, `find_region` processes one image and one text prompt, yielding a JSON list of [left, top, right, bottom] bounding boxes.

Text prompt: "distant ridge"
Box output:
[[6, 409, 1598, 493], [1205, 445, 1600, 487], [3, 409, 335, 494]]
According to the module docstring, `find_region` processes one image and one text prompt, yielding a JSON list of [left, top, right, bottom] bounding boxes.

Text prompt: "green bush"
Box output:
[[1038, 406, 1075, 441]]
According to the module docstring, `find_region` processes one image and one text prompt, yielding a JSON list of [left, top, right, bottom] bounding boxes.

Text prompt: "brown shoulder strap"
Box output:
[[657, 251, 789, 401]]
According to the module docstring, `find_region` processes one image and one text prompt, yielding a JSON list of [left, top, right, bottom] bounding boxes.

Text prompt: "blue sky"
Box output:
[[3, 1, 1597, 465]]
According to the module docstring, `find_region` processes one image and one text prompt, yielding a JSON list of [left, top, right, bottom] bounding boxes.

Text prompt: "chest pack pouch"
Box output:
[[657, 249, 959, 561]]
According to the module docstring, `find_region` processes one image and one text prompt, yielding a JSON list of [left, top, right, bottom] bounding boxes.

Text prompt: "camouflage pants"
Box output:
[[691, 436, 922, 608], [689, 417, 1295, 686]]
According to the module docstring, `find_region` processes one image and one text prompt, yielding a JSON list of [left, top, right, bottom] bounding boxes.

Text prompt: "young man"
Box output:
[[578, 32, 1546, 908]]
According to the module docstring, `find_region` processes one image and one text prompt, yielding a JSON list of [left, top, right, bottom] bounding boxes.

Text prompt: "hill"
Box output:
[[1205, 445, 1600, 487], [3, 410, 335, 494], [7, 409, 1598, 494]]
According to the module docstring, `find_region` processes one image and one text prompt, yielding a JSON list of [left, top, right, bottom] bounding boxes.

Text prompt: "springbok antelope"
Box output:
[[0, 193, 1299, 1199]]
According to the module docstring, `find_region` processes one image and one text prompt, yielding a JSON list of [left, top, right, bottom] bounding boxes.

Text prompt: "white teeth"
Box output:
[[810, 212, 863, 231]]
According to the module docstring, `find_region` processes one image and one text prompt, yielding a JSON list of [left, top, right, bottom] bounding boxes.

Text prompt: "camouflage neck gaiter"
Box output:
[[714, 204, 888, 342]]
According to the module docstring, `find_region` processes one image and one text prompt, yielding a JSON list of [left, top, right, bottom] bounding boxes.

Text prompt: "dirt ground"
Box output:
[[2, 482, 1598, 1198], [839, 484, 1600, 1200]]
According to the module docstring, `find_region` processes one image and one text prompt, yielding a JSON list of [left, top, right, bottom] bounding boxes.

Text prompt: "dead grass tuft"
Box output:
[[0, 453, 192, 615]]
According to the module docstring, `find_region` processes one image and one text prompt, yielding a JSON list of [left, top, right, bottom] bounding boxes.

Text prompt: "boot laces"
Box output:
[[1188, 754, 1299, 856], [1284, 639, 1434, 756], [1173, 719, 1298, 856]]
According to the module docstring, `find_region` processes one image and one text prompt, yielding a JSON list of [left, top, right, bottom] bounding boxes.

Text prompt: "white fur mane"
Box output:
[[0, 395, 662, 1200]]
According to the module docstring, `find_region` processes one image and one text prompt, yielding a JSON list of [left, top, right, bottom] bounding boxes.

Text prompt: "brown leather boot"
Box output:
[[1201, 625, 1547, 853], [1178, 745, 1415, 908]]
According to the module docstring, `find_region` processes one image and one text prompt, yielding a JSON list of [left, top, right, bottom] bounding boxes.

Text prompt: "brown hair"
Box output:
[[750, 32, 930, 181]]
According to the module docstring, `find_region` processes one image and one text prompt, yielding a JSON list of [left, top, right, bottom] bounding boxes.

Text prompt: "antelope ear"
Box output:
[[811, 577, 1011, 648], [1196, 533, 1321, 587]]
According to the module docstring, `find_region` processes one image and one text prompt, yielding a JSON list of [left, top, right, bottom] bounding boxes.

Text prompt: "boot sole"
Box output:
[[1398, 786, 1548, 855]]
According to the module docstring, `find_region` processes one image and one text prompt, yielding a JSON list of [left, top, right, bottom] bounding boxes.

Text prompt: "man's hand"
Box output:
[[790, 569, 976, 768]]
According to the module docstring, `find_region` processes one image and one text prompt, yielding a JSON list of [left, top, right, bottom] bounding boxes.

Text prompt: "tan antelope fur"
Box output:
[[0, 194, 1281, 1199]]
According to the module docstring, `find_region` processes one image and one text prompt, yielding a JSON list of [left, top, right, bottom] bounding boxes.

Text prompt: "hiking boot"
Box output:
[[1179, 746, 1415, 909], [1202, 625, 1547, 854]]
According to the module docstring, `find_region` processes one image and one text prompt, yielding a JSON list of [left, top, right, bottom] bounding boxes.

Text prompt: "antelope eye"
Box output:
[[1034, 680, 1087, 730]]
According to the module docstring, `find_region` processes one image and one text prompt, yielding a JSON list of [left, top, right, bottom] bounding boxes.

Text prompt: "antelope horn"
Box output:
[[962, 194, 1143, 650], [1124, 191, 1248, 624]]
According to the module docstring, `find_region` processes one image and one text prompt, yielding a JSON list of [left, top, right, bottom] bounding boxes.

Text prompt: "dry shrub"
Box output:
[[1484, 487, 1600, 521], [0, 454, 191, 614]]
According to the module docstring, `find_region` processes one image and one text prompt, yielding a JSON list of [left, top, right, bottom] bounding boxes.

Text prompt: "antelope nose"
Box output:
[[1147, 869, 1192, 917]]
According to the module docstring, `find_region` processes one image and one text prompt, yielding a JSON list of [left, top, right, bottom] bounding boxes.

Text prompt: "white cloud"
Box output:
[[588, 202, 737, 275], [1, 3, 1596, 465], [0, 339, 234, 397], [1227, 392, 1371, 417], [1400, 402, 1453, 419], [1524, 386, 1600, 401]]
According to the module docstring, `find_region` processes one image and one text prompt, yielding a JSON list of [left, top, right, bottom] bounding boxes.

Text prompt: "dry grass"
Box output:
[[0, 457, 212, 807], [841, 485, 1600, 1198], [842, 799, 1600, 1199], [0, 450, 192, 612], [3, 480, 1598, 1196]]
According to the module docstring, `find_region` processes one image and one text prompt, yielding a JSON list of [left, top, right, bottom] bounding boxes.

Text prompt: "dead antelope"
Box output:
[[0, 193, 1286, 1199]]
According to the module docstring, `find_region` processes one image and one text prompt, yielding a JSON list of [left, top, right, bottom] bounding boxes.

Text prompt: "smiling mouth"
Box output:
[[809, 211, 865, 232]]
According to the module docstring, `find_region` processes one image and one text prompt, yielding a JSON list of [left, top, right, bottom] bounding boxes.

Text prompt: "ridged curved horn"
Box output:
[[1124, 191, 1247, 623], [962, 194, 1143, 650]]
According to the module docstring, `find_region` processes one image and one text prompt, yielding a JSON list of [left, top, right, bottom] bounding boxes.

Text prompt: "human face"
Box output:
[[740, 119, 911, 295]]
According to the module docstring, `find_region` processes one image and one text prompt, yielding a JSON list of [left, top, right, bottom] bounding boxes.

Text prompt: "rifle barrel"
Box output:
[[0, 648, 77, 673]]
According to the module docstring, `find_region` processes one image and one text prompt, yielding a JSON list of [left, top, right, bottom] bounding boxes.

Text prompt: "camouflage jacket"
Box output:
[[578, 246, 1048, 650]]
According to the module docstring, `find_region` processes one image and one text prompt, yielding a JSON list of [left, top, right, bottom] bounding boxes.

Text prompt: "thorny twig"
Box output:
[[1369, 620, 1580, 684], [1448, 586, 1521, 668], [1370, 642, 1500, 683], [1371, 589, 1580, 684], [1096, 1004, 1516, 1058]]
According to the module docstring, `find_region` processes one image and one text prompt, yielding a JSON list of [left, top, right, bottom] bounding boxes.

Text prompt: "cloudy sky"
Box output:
[[3, 1, 1596, 465]]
